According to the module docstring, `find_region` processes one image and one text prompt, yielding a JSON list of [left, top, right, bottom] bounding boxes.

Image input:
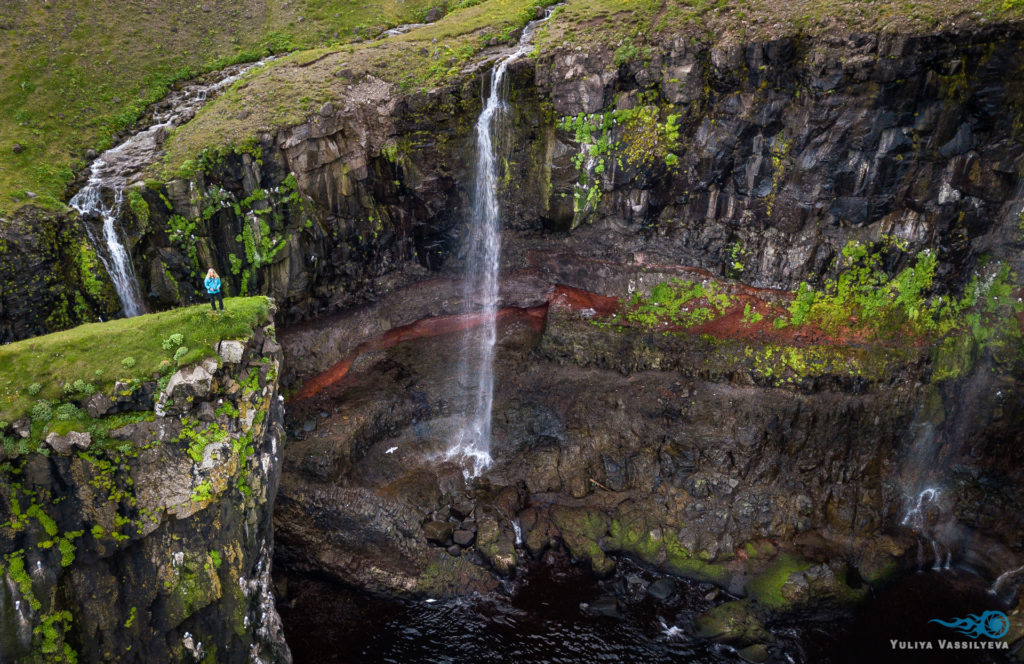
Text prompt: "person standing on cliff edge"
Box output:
[[205, 268, 224, 312]]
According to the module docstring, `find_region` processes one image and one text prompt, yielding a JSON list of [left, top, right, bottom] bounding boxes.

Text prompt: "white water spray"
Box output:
[[446, 9, 555, 476], [69, 58, 271, 317], [902, 488, 954, 571], [990, 564, 1024, 596], [901, 487, 940, 529]]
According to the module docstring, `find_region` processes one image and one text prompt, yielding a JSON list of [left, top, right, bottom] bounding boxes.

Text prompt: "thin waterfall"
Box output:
[[70, 184, 146, 316], [446, 9, 555, 476], [69, 58, 272, 318]]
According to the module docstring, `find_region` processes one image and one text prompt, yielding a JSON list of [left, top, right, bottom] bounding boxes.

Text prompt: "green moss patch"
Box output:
[[745, 554, 812, 610]]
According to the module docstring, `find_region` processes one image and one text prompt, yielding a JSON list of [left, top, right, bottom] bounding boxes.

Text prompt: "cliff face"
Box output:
[[0, 209, 121, 344], [261, 17, 1024, 646], [2, 8, 1024, 659], [113, 24, 1024, 324], [5, 23, 1023, 337], [0, 314, 290, 663]]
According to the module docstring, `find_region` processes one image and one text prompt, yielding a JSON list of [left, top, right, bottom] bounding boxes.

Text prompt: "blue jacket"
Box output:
[[204, 276, 221, 294]]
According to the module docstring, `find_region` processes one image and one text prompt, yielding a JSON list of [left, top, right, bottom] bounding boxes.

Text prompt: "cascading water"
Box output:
[[902, 487, 953, 571], [69, 58, 271, 317], [446, 9, 555, 476], [70, 186, 146, 316]]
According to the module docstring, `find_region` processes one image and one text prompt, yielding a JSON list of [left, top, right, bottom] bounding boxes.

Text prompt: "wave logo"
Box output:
[[930, 611, 1010, 639]]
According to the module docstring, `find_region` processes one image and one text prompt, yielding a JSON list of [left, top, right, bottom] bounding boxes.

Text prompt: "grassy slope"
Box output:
[[4, 0, 1024, 210], [0, 0, 437, 215], [159, 0, 556, 176], [0, 296, 270, 423]]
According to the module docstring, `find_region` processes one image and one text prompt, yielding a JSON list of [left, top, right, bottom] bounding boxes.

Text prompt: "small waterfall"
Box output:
[[70, 186, 145, 316], [69, 58, 272, 318], [446, 9, 555, 476], [902, 487, 954, 571]]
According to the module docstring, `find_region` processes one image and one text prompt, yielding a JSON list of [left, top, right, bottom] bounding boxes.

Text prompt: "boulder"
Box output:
[[453, 529, 475, 547], [423, 521, 453, 545], [584, 596, 622, 619], [647, 578, 678, 601], [217, 340, 246, 364], [737, 644, 770, 663], [12, 419, 30, 439], [161, 364, 214, 408], [44, 431, 91, 455], [451, 500, 475, 519], [83, 393, 113, 418], [695, 600, 771, 646]]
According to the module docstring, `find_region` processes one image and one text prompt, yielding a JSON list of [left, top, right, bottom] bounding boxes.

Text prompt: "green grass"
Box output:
[[0, 296, 270, 423], [0, 0, 439, 215], [5, 0, 1024, 213]]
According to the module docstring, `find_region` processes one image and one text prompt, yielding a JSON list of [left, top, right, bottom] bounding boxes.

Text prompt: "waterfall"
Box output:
[[902, 487, 956, 571], [70, 184, 146, 316], [68, 58, 272, 318], [446, 9, 555, 476]]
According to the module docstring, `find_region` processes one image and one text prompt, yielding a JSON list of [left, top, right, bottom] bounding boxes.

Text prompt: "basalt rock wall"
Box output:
[[5, 24, 1024, 342], [0, 319, 290, 663], [123, 23, 1024, 331]]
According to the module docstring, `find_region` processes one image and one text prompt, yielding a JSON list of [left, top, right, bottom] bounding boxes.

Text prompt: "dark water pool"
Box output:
[[277, 560, 1013, 664]]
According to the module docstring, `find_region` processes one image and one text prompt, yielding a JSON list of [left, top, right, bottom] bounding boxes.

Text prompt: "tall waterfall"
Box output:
[[69, 58, 271, 318], [447, 9, 554, 476]]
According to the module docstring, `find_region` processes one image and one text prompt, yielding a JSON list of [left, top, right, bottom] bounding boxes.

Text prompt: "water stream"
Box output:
[[446, 9, 554, 476], [69, 58, 272, 317]]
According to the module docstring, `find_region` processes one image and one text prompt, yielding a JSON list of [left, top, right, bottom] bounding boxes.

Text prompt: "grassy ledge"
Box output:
[[0, 296, 271, 425], [158, 0, 558, 177]]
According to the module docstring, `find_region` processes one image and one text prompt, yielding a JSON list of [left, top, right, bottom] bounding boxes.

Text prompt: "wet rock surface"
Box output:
[[275, 282, 1024, 655]]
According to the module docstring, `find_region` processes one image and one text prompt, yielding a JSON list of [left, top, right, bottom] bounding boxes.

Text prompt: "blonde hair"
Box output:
[[207, 268, 219, 279]]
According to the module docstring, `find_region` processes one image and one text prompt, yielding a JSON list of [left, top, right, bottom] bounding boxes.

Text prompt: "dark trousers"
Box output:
[[208, 291, 224, 310]]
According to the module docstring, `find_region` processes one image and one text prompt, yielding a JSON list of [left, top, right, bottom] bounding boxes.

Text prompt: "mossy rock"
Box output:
[[663, 529, 731, 587], [551, 506, 614, 575], [856, 537, 905, 586], [747, 555, 868, 611], [415, 555, 497, 596], [474, 514, 517, 575], [695, 600, 772, 646]]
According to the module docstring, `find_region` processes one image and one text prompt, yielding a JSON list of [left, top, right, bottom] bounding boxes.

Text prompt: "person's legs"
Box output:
[[217, 291, 224, 311], [209, 292, 217, 310]]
